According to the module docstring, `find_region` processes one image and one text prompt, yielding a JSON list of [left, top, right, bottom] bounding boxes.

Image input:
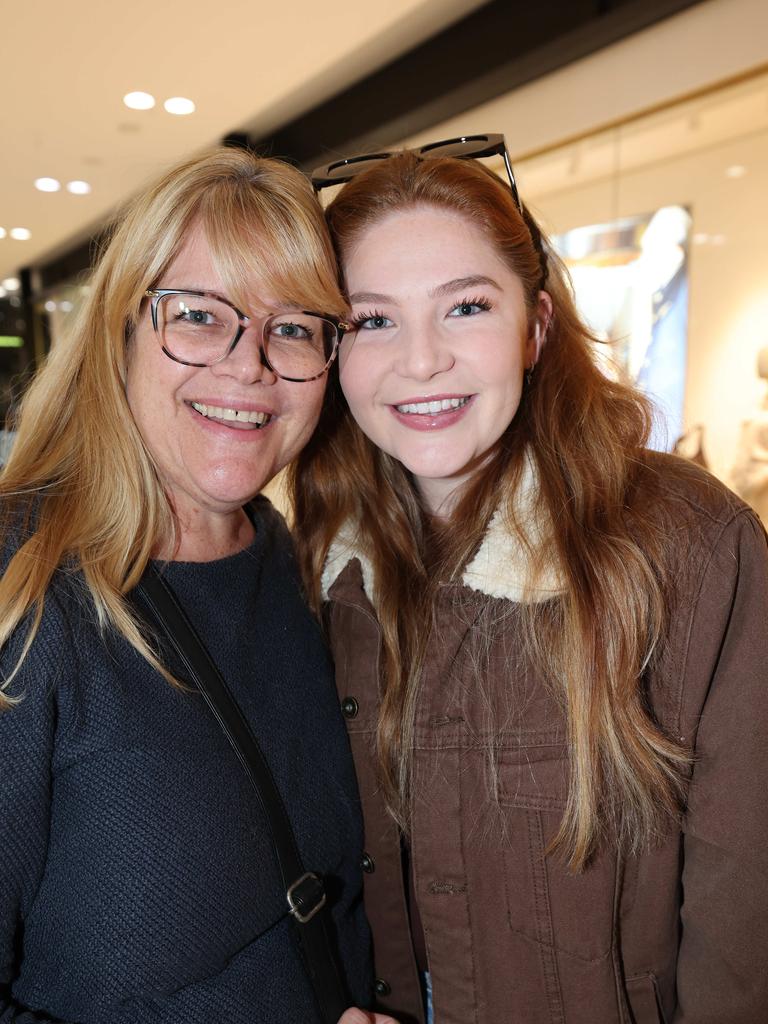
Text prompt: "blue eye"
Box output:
[[176, 303, 218, 326], [269, 320, 313, 340], [448, 298, 491, 318], [351, 312, 394, 331]]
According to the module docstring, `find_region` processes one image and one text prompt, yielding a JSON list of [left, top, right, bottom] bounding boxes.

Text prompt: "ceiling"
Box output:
[[0, 0, 484, 285]]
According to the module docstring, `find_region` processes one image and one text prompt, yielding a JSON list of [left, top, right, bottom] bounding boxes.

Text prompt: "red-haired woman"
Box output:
[[290, 140, 768, 1024]]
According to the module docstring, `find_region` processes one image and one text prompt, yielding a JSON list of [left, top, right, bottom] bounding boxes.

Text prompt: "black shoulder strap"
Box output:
[[135, 564, 347, 1024]]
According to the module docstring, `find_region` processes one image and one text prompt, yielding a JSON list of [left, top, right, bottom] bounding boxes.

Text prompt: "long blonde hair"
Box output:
[[0, 146, 346, 708], [291, 152, 691, 870]]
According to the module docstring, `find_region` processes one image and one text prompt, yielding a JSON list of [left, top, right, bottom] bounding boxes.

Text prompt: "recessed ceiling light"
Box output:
[[123, 91, 155, 110], [164, 96, 195, 115], [0, 227, 6, 239], [710, 234, 726, 245], [726, 164, 747, 179], [35, 177, 61, 192], [2, 277, 20, 290], [692, 233, 709, 245], [10, 228, 31, 241], [67, 180, 92, 195]]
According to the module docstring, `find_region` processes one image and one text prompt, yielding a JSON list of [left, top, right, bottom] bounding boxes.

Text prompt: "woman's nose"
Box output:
[[392, 323, 454, 381], [210, 325, 277, 385]]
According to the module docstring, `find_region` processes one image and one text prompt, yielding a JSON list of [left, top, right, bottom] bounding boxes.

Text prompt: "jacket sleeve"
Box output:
[[674, 510, 768, 1023], [0, 612, 76, 1024]]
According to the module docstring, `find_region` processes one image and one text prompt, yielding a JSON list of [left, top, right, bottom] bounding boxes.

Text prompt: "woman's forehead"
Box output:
[[344, 206, 513, 294]]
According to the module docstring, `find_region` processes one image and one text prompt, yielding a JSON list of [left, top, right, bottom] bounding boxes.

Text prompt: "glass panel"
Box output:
[[157, 292, 237, 364], [264, 313, 336, 379]]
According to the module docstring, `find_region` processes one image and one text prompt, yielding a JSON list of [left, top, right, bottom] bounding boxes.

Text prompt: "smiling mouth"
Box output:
[[190, 401, 272, 429], [394, 396, 471, 415]]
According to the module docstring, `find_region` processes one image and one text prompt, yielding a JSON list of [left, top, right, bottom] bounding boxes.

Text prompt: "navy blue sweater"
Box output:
[[0, 498, 371, 1022]]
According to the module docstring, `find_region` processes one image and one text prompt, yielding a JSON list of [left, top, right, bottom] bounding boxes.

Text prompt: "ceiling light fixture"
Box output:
[[10, 228, 31, 241], [67, 180, 92, 195], [164, 96, 195, 115], [0, 227, 6, 239], [35, 177, 61, 192], [2, 277, 20, 290], [123, 91, 155, 110], [726, 164, 747, 179]]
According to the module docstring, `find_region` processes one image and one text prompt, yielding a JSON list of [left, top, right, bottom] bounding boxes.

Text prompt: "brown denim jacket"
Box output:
[[323, 458, 768, 1024]]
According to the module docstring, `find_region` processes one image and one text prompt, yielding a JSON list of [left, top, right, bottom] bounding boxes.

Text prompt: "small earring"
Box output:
[[525, 364, 534, 387]]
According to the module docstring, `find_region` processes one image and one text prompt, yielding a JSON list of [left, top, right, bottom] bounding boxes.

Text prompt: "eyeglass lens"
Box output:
[[322, 153, 393, 182], [418, 136, 498, 159], [154, 292, 337, 380]]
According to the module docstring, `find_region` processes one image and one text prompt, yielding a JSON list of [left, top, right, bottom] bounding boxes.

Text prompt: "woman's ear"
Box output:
[[526, 290, 553, 368]]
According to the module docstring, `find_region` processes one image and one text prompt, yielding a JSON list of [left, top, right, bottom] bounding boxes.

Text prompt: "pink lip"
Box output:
[[388, 393, 474, 432]]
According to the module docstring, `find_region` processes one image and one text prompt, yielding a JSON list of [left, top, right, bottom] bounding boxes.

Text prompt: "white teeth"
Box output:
[[395, 396, 470, 415], [191, 401, 270, 426]]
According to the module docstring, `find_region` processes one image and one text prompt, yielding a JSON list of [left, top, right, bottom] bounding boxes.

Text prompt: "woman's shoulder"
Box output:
[[0, 495, 35, 572], [636, 450, 753, 532], [0, 500, 93, 698], [636, 451, 767, 599]]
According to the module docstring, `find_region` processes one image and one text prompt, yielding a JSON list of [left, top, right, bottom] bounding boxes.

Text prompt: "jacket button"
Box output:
[[374, 978, 391, 998], [341, 696, 359, 719], [361, 852, 375, 873]]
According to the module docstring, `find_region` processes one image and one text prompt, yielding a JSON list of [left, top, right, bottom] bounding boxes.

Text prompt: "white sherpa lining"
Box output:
[[321, 458, 564, 603]]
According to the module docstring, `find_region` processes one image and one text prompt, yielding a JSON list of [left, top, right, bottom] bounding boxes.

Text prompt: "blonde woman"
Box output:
[[0, 148, 394, 1024], [291, 139, 768, 1023]]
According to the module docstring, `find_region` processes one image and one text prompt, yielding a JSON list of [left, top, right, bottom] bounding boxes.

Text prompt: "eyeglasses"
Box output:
[[144, 289, 349, 383], [311, 133, 522, 214]]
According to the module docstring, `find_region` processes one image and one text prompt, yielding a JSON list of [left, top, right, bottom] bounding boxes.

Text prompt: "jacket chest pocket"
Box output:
[[498, 745, 617, 964]]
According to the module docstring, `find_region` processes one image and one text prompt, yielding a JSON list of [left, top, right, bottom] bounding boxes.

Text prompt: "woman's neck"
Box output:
[[158, 504, 255, 562]]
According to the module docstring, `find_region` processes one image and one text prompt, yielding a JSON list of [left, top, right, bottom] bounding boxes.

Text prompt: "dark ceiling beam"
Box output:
[[235, 0, 703, 170]]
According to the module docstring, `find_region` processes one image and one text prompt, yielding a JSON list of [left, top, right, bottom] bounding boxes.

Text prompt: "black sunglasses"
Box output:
[[311, 133, 522, 214]]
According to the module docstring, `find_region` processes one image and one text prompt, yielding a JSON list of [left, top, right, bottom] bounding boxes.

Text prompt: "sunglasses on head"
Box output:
[[311, 133, 522, 214]]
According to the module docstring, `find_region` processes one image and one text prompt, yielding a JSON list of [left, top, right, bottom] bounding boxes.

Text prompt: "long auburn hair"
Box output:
[[290, 151, 690, 870], [0, 146, 346, 710]]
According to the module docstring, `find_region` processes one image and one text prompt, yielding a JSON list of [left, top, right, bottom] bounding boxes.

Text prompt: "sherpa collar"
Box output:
[[321, 458, 564, 604]]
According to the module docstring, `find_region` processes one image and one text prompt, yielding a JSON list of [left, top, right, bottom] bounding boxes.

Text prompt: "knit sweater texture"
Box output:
[[0, 497, 371, 1022]]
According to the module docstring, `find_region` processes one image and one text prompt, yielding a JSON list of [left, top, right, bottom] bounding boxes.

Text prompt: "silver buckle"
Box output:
[[287, 872, 326, 924]]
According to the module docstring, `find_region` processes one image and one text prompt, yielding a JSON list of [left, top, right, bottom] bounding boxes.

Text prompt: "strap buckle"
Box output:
[[287, 872, 326, 924]]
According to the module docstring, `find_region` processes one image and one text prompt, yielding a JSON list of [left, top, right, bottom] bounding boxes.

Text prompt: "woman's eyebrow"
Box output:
[[429, 275, 500, 297], [348, 290, 396, 304], [349, 275, 501, 306]]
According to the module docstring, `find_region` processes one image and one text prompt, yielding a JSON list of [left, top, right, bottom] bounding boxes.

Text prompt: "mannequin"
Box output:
[[730, 346, 768, 523]]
